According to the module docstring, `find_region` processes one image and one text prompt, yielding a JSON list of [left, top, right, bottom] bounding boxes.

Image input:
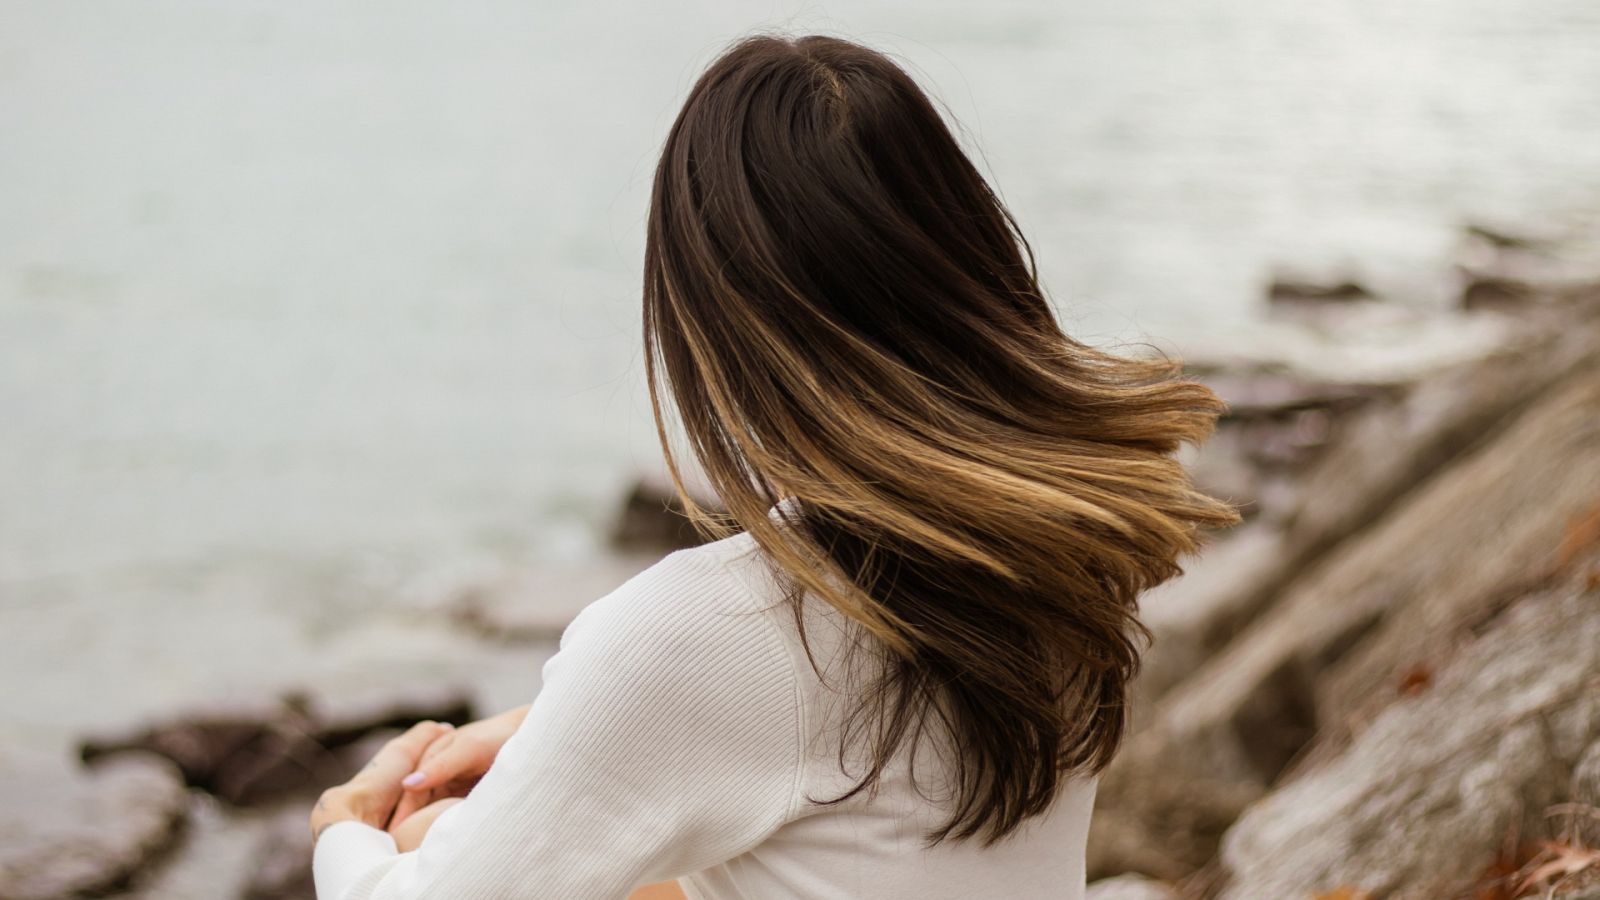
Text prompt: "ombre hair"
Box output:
[[642, 33, 1242, 845]]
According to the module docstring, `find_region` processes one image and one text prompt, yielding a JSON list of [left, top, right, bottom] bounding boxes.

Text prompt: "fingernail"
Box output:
[[440, 722, 455, 731], [402, 771, 426, 788]]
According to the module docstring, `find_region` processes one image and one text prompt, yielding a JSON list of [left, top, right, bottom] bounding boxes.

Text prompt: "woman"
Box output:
[[310, 33, 1240, 899]]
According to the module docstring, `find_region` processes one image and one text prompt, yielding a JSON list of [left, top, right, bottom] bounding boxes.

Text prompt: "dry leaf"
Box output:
[[1555, 503, 1600, 571], [1397, 663, 1433, 696]]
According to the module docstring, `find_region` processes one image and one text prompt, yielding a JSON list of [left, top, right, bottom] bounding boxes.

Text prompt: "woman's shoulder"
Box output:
[[555, 529, 792, 678], [598, 528, 771, 615]]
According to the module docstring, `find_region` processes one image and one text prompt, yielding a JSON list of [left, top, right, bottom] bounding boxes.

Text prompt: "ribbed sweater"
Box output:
[[313, 498, 1095, 899]]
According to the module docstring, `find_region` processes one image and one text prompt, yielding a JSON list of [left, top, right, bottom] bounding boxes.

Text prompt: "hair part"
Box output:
[[642, 32, 1243, 845]]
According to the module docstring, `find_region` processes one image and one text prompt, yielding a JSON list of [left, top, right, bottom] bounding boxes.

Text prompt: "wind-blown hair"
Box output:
[[641, 33, 1242, 845]]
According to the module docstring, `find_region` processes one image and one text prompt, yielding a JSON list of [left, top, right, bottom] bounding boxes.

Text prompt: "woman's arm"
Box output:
[[312, 550, 805, 900]]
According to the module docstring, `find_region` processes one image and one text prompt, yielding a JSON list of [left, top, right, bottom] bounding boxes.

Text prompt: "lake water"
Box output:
[[3, 0, 1600, 744]]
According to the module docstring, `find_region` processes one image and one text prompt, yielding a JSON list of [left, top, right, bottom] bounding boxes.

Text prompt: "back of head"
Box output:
[[642, 34, 1242, 845]]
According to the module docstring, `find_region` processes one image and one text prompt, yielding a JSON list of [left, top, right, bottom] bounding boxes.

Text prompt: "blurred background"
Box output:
[[4, 1, 1600, 898]]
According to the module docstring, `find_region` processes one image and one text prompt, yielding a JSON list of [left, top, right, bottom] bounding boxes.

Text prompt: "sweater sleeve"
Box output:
[[312, 547, 805, 900]]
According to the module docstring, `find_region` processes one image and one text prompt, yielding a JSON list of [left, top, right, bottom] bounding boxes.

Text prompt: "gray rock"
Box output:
[[1283, 314, 1600, 571], [1461, 274, 1539, 312], [1133, 520, 1287, 715], [1266, 278, 1373, 306], [1090, 339, 1600, 880], [0, 752, 189, 899], [1217, 566, 1600, 899], [79, 686, 474, 806]]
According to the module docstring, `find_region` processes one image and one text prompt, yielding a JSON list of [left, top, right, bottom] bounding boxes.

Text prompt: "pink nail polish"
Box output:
[[402, 771, 426, 788]]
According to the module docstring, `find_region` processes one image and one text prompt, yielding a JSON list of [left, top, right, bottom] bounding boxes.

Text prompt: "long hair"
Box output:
[[641, 33, 1242, 846]]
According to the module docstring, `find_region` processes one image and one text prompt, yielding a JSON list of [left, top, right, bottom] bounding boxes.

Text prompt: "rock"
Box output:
[[1463, 223, 1544, 251], [79, 697, 328, 807], [1135, 312, 1598, 718], [1456, 222, 1600, 296], [1281, 316, 1600, 572], [1132, 521, 1286, 714], [0, 752, 189, 899], [80, 687, 474, 806], [1176, 369, 1396, 525], [240, 730, 409, 900], [1461, 274, 1539, 312], [1089, 341, 1600, 879], [1266, 278, 1373, 306], [1198, 371, 1392, 421], [1086, 763, 1262, 882], [1216, 560, 1600, 899], [610, 466, 722, 551], [1084, 874, 1179, 900]]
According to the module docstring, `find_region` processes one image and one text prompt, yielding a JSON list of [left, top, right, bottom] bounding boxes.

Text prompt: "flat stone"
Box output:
[[79, 687, 475, 806]]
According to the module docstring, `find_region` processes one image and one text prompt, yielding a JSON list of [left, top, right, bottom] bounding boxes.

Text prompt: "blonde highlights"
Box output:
[[643, 34, 1242, 844]]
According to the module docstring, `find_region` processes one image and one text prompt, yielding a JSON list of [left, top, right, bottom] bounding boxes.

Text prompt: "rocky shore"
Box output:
[[3, 223, 1597, 899], [1086, 224, 1600, 899]]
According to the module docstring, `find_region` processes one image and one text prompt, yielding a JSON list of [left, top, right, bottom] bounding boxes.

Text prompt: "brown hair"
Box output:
[[642, 33, 1241, 845]]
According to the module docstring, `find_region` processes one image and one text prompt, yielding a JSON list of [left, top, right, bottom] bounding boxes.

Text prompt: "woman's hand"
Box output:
[[388, 796, 464, 852], [388, 703, 531, 828], [310, 720, 454, 845]]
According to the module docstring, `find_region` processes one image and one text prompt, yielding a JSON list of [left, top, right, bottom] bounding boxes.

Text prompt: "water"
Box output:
[[3, 0, 1600, 746]]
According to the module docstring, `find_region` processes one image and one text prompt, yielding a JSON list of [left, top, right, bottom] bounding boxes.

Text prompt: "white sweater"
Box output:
[[313, 499, 1095, 899]]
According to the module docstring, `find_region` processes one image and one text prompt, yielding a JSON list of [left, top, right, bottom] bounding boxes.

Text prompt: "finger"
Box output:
[[400, 733, 457, 790], [388, 786, 428, 828], [357, 720, 454, 789], [401, 734, 484, 792]]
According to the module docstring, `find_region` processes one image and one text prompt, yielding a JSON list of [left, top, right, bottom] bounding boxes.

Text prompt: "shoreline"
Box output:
[[4, 221, 1599, 898]]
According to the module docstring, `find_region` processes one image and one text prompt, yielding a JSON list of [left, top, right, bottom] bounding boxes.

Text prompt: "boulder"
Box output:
[[1282, 313, 1600, 571], [1132, 305, 1599, 720], [1090, 339, 1600, 879], [1132, 521, 1287, 715], [79, 696, 327, 807], [1217, 560, 1600, 898], [80, 686, 474, 806], [0, 752, 189, 899]]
